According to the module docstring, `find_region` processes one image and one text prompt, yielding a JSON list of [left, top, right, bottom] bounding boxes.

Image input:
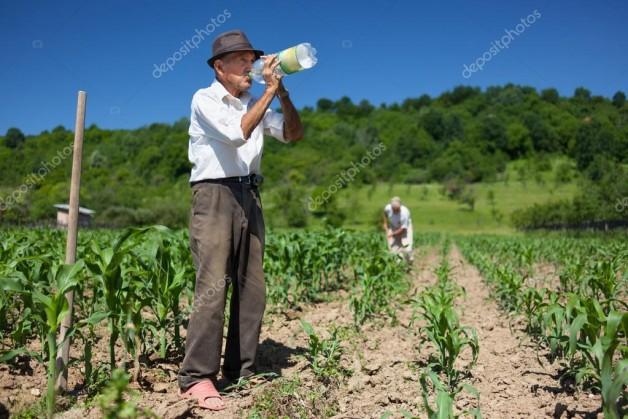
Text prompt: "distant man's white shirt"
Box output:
[[188, 80, 287, 182], [384, 204, 411, 230], [384, 203, 413, 262]]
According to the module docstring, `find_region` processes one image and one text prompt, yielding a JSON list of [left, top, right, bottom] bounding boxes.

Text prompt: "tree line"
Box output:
[[0, 84, 626, 229]]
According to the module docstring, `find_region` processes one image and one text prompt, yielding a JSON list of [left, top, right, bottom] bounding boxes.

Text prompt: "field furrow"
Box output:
[[449, 246, 603, 418]]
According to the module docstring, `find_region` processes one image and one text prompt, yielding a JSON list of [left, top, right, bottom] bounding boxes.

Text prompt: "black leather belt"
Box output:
[[190, 174, 264, 187]]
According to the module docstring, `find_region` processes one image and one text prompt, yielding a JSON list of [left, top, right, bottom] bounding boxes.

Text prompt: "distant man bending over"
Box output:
[[382, 196, 414, 263]]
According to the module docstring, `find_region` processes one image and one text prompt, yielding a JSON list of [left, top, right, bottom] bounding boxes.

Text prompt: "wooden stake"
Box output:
[[56, 91, 87, 391]]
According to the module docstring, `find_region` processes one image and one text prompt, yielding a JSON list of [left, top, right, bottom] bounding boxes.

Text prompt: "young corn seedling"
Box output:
[[414, 292, 479, 387], [413, 256, 478, 388], [350, 252, 407, 325], [97, 368, 155, 418], [2, 262, 87, 418], [419, 369, 481, 419], [566, 298, 627, 419], [134, 232, 188, 360], [540, 292, 571, 359], [300, 320, 351, 383], [86, 226, 167, 371], [520, 287, 547, 336]]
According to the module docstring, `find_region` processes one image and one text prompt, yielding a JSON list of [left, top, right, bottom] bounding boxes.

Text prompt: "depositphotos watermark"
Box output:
[[615, 197, 628, 213], [462, 9, 541, 79], [152, 9, 231, 79], [189, 273, 263, 316], [0, 145, 73, 212], [308, 142, 386, 211], [191, 274, 231, 316]]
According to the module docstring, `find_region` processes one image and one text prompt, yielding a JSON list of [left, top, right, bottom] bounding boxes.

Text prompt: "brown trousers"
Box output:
[[178, 182, 266, 391]]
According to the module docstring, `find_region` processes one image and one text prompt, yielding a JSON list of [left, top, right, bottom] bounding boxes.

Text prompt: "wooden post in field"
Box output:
[[56, 90, 87, 392]]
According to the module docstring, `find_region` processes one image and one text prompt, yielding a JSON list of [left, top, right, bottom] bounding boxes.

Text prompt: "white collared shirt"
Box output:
[[384, 204, 411, 230], [188, 80, 287, 182]]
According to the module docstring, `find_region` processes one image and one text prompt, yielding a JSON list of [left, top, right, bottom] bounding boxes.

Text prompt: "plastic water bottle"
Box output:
[[249, 43, 317, 84]]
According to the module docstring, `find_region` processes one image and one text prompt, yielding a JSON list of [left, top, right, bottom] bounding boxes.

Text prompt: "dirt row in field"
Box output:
[[0, 248, 440, 419], [449, 246, 602, 419], [131, 247, 441, 418], [0, 245, 605, 418]]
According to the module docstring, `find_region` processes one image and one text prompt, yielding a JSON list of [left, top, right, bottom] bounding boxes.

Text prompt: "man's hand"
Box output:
[[244, 54, 303, 142], [262, 55, 282, 93], [390, 227, 406, 238], [240, 55, 283, 140]]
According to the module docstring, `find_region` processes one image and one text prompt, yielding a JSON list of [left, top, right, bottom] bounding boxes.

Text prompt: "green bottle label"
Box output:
[[278, 46, 302, 74]]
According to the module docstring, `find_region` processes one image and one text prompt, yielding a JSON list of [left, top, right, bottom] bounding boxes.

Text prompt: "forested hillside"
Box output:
[[0, 84, 626, 228]]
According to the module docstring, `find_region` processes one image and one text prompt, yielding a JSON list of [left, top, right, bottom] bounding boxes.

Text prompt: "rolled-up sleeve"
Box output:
[[191, 92, 247, 147], [263, 109, 287, 143], [400, 211, 410, 229]]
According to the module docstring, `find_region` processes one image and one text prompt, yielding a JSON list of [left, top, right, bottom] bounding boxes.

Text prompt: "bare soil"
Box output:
[[0, 246, 605, 418], [449, 246, 602, 419]]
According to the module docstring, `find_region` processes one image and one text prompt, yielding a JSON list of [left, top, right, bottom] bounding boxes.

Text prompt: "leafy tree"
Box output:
[[1, 84, 625, 227], [574, 87, 592, 101], [480, 115, 508, 152], [4, 128, 25, 148], [541, 88, 559, 104], [522, 112, 557, 152], [612, 91, 625, 108], [335, 96, 356, 117], [573, 120, 614, 171], [402, 94, 431, 111], [512, 160, 627, 229], [356, 99, 374, 117], [441, 86, 480, 106], [506, 121, 532, 158], [316, 98, 334, 112], [420, 108, 446, 142]]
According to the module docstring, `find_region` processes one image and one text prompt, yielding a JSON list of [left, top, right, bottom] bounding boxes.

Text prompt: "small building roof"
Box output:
[[54, 204, 96, 215]]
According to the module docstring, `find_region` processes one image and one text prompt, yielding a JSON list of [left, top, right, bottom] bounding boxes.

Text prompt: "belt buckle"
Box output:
[[250, 174, 262, 186]]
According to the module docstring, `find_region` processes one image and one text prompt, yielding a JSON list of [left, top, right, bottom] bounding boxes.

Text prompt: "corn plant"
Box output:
[[139, 232, 189, 359], [412, 243, 481, 419], [0, 273, 36, 362], [566, 299, 627, 418], [1, 262, 89, 418], [414, 290, 479, 387], [419, 370, 481, 419], [0, 253, 57, 362], [558, 257, 586, 293], [300, 320, 351, 383], [97, 368, 155, 418], [85, 226, 168, 371], [541, 293, 570, 359], [264, 229, 357, 307], [457, 234, 627, 417], [491, 264, 524, 313], [350, 257, 407, 325], [520, 287, 547, 335], [413, 255, 478, 388], [72, 260, 109, 388]]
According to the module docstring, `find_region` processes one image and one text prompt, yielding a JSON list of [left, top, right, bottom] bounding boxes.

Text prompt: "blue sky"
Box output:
[[1, 0, 627, 135]]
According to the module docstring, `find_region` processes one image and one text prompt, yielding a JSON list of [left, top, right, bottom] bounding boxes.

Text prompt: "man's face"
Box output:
[[215, 51, 255, 93], [392, 203, 401, 213]]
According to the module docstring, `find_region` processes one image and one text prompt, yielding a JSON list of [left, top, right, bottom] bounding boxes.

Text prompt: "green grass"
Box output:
[[318, 157, 578, 234], [262, 156, 579, 234], [338, 179, 577, 234], [267, 180, 579, 235], [307, 158, 581, 235], [0, 157, 580, 235]]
